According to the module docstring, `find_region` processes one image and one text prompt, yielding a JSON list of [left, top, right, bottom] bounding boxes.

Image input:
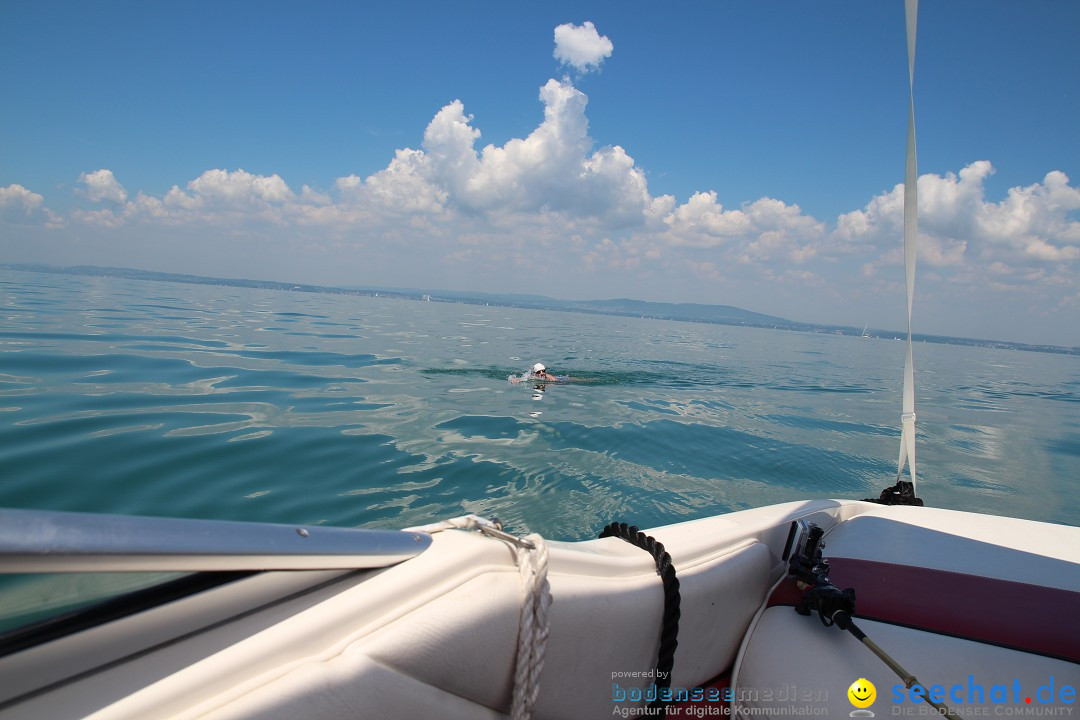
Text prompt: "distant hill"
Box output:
[[562, 298, 788, 326], [350, 289, 793, 327], [4, 264, 794, 329], [3, 263, 1076, 356]]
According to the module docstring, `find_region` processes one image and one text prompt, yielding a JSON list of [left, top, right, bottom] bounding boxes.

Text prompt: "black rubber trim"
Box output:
[[0, 571, 254, 659]]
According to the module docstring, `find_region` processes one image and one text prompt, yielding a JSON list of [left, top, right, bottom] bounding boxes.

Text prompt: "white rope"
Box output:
[[402, 513, 491, 534], [511, 533, 551, 720], [403, 516, 551, 719], [897, 0, 919, 494], [728, 571, 787, 718]]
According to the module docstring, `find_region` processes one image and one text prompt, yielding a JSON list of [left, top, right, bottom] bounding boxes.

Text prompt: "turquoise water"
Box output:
[[2, 269, 1078, 540]]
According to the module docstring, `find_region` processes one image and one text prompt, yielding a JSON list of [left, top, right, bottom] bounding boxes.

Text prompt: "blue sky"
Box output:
[[2, 1, 1078, 345]]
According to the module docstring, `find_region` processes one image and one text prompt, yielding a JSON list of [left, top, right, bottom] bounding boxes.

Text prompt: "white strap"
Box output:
[[897, 0, 919, 493]]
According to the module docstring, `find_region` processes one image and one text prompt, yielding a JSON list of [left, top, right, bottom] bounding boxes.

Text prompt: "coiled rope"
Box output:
[[598, 521, 681, 717]]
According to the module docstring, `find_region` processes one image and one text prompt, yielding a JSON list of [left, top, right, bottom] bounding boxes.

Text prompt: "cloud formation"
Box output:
[[662, 192, 824, 264], [835, 161, 1080, 276], [553, 21, 613, 74], [4, 22, 1078, 344], [414, 79, 652, 225], [0, 184, 63, 227], [77, 169, 128, 205], [30, 99, 1080, 306]]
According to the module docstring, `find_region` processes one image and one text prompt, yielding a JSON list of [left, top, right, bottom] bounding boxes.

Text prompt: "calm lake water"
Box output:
[[1, 269, 1078, 540]]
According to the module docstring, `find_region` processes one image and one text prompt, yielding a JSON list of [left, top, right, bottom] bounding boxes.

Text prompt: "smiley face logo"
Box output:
[[847, 678, 876, 709]]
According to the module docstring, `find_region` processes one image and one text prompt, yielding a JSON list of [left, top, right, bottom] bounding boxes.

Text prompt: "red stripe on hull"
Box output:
[[768, 558, 1080, 663]]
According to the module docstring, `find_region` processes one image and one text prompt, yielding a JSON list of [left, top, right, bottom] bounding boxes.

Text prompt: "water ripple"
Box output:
[[1, 268, 1078, 538]]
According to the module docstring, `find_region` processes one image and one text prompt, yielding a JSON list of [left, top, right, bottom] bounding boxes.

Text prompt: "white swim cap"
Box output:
[[532, 363, 546, 373]]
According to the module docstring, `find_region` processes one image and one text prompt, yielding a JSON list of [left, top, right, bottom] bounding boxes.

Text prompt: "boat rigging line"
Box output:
[[865, 0, 924, 510], [896, 0, 920, 501]]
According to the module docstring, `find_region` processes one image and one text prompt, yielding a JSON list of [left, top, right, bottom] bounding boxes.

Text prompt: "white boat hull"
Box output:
[[2, 500, 1077, 718]]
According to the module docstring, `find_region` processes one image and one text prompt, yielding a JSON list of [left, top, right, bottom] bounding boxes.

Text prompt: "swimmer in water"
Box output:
[[529, 362, 556, 381]]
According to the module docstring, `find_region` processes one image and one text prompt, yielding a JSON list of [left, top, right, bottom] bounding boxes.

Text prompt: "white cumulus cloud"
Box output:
[[833, 161, 1080, 273], [0, 184, 63, 227], [181, 169, 295, 210], [662, 191, 824, 264], [6, 57, 1078, 345], [70, 168, 304, 227], [349, 78, 651, 227], [77, 169, 128, 205], [553, 21, 613, 74]]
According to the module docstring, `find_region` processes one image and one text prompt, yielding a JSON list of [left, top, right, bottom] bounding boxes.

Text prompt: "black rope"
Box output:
[[599, 521, 681, 716]]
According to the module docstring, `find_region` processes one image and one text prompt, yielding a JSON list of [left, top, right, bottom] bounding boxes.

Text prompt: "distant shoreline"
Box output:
[[3, 263, 1077, 357]]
